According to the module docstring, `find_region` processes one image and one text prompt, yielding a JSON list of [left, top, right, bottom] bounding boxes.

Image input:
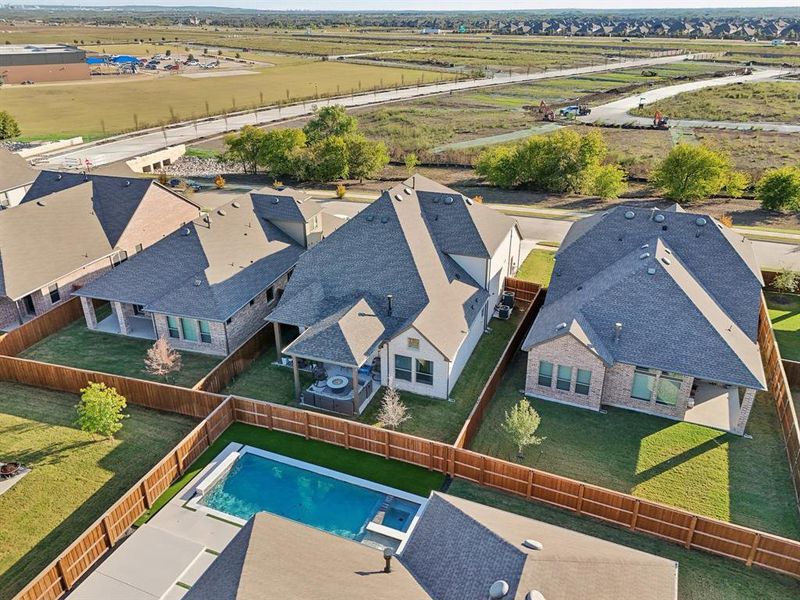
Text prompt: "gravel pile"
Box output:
[[168, 156, 244, 177]]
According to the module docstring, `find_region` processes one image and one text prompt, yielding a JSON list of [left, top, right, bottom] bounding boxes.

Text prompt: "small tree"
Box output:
[[336, 183, 347, 198], [0, 111, 21, 140], [165, 49, 172, 57], [144, 336, 183, 382], [650, 144, 746, 203], [215, 174, 226, 188], [404, 152, 419, 174], [502, 398, 544, 458], [75, 382, 129, 439], [772, 268, 799, 302], [588, 163, 628, 200], [756, 166, 800, 213], [376, 387, 411, 431]]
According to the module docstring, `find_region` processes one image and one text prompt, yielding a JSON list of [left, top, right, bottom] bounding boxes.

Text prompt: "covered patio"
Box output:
[[96, 311, 156, 340], [684, 380, 756, 435]]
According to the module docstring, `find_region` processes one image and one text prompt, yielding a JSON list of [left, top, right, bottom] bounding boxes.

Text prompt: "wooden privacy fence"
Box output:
[[783, 359, 800, 388], [193, 323, 274, 393], [14, 398, 236, 600], [454, 285, 545, 448], [758, 297, 800, 508], [503, 276, 541, 303], [0, 297, 86, 357]]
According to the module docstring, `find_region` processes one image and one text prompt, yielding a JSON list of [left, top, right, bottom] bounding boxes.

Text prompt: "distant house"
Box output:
[[75, 188, 337, 356], [0, 148, 36, 208], [522, 205, 766, 434], [268, 175, 521, 415], [0, 171, 199, 330], [185, 492, 678, 600]]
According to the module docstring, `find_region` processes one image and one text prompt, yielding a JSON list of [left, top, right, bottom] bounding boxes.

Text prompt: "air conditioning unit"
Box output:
[[498, 305, 512, 320], [501, 291, 515, 308]]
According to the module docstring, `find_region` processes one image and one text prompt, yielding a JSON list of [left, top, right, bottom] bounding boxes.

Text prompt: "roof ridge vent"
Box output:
[[526, 592, 546, 600], [218, 209, 226, 216], [489, 580, 510, 599], [465, 197, 473, 205], [661, 257, 671, 265], [381, 216, 388, 224], [444, 196, 454, 205], [394, 194, 403, 201], [556, 322, 567, 331], [639, 252, 650, 259], [522, 539, 543, 550], [640, 243, 649, 249], [231, 201, 240, 208]]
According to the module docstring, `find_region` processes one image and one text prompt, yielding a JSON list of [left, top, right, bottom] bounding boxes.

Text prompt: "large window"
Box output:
[[575, 369, 592, 395], [180, 317, 198, 342], [632, 367, 656, 401], [48, 284, 60, 304], [538, 361, 553, 387], [166, 316, 180, 339], [199, 320, 212, 344], [395, 355, 412, 382], [556, 365, 573, 391], [266, 286, 275, 303], [416, 359, 434, 385], [656, 372, 683, 406]]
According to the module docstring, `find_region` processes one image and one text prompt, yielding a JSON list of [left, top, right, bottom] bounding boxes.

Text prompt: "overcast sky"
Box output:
[[16, 1, 800, 9]]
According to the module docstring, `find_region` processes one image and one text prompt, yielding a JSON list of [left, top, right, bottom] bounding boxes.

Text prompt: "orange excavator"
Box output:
[[653, 110, 669, 130], [538, 100, 556, 122]]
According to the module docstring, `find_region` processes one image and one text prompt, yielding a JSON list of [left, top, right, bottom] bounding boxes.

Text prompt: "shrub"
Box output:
[[755, 166, 800, 213], [773, 268, 799, 297], [0, 110, 21, 140], [588, 163, 628, 200], [75, 382, 129, 439], [336, 183, 347, 198], [404, 152, 419, 174], [650, 144, 746, 203], [215, 174, 226, 188]]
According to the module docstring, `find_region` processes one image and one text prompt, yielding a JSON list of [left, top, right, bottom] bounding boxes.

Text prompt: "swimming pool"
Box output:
[[189, 445, 426, 547]]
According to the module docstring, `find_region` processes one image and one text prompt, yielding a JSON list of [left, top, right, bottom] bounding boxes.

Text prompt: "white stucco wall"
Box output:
[[448, 304, 488, 390]]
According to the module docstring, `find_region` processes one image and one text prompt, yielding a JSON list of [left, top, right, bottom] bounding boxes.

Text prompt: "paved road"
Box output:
[[39, 54, 700, 169], [581, 67, 800, 132]]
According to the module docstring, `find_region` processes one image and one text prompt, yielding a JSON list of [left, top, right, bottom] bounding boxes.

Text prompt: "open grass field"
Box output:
[[2, 61, 455, 139], [631, 81, 800, 123], [0, 382, 196, 599], [766, 292, 800, 362], [470, 352, 800, 539], [18, 309, 221, 388], [451, 481, 800, 600]]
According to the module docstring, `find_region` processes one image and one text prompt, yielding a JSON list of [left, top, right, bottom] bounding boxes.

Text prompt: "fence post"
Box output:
[[266, 401, 273, 430], [384, 430, 391, 459], [428, 442, 435, 471], [630, 499, 641, 530], [526, 469, 534, 499], [479, 455, 486, 485], [576, 484, 585, 514], [746, 533, 762, 566], [303, 411, 310, 440], [101, 515, 115, 546], [141, 481, 153, 509], [685, 515, 698, 549], [56, 558, 74, 590], [344, 421, 351, 449]]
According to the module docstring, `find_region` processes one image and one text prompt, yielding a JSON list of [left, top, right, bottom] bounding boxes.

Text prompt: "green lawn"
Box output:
[[517, 249, 556, 287], [766, 292, 800, 362], [138, 421, 445, 524], [0, 382, 196, 599], [19, 309, 221, 388], [222, 351, 314, 403], [450, 481, 800, 600], [470, 352, 800, 539]]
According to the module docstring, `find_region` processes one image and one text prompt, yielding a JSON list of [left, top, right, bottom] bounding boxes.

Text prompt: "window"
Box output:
[[133, 304, 145, 316], [632, 367, 656, 401], [556, 365, 573, 391], [167, 316, 180, 339], [267, 286, 275, 303], [395, 355, 412, 382], [408, 337, 420, 350], [656, 372, 683, 406], [111, 251, 128, 267], [538, 361, 553, 387], [135, 244, 143, 253], [48, 284, 60, 304], [415, 358, 434, 385], [575, 369, 592, 395], [199, 320, 212, 344], [180, 317, 198, 342]]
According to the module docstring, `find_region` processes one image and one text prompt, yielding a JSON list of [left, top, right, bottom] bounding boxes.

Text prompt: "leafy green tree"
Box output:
[[502, 398, 545, 458], [475, 145, 520, 189], [346, 135, 389, 182], [302, 136, 350, 182], [261, 128, 306, 178], [222, 125, 267, 174], [650, 144, 746, 203], [772, 268, 799, 300], [0, 111, 21, 140], [404, 152, 419, 174], [75, 382, 129, 439], [588, 163, 628, 200], [303, 105, 357, 144], [756, 166, 800, 213]]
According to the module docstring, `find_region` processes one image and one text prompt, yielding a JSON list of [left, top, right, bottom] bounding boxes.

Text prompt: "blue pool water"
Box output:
[[199, 452, 418, 540]]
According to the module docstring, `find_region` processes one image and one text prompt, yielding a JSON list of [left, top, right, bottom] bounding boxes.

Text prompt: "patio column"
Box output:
[[292, 355, 301, 402], [80, 296, 98, 330], [273, 321, 283, 361], [352, 366, 360, 408], [112, 301, 130, 335], [733, 388, 757, 436]]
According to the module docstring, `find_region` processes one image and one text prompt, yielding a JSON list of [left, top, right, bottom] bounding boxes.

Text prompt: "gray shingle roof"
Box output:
[[523, 206, 766, 390], [0, 148, 35, 193], [400, 493, 678, 600], [75, 193, 304, 322], [269, 176, 514, 365], [250, 186, 323, 223]]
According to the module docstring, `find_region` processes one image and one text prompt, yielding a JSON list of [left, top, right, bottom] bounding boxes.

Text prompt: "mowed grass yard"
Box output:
[[0, 382, 197, 599], [470, 352, 800, 539], [766, 291, 800, 362], [19, 309, 220, 388], [4, 61, 455, 139]]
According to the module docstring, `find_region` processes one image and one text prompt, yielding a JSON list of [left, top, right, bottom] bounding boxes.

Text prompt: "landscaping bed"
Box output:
[[18, 311, 221, 389], [0, 382, 197, 599], [469, 352, 800, 540]]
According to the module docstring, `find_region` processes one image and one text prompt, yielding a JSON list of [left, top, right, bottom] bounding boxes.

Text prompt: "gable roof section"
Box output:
[[75, 194, 304, 322], [249, 186, 322, 223], [0, 148, 36, 193], [400, 493, 677, 600], [269, 177, 505, 363]]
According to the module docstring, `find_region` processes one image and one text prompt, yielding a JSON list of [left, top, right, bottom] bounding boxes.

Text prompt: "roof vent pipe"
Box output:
[[383, 547, 394, 573], [489, 580, 510, 599], [387, 294, 393, 316], [614, 322, 623, 342]]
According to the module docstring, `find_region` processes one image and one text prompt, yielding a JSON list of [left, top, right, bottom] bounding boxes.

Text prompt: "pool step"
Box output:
[[371, 495, 395, 526]]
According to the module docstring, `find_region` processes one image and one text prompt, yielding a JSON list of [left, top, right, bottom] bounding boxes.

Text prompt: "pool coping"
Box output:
[[185, 444, 428, 549]]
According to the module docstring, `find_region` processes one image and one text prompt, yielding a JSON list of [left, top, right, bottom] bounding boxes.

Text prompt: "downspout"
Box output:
[[484, 257, 490, 328]]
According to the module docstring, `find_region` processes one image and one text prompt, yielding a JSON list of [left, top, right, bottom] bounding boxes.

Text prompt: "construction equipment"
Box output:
[[653, 110, 669, 129], [538, 100, 556, 122], [560, 104, 591, 118]]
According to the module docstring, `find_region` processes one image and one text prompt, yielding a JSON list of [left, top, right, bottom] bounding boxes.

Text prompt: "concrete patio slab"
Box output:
[[66, 571, 157, 600], [685, 383, 740, 432], [96, 313, 156, 340], [148, 502, 240, 553], [0, 466, 30, 497], [179, 550, 217, 586]]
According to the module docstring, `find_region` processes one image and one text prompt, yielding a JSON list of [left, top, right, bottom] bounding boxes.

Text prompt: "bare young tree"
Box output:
[[144, 336, 182, 383], [376, 387, 411, 431]]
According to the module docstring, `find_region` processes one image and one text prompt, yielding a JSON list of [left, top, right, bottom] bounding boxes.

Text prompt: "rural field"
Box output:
[[631, 80, 800, 123], [2, 61, 455, 139]]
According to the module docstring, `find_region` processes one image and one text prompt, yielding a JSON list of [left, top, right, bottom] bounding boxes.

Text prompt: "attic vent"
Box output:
[[639, 252, 650, 259], [182, 228, 191, 236], [194, 278, 202, 286], [56, 174, 63, 181], [381, 216, 388, 224], [522, 539, 543, 551], [444, 196, 454, 205], [654, 213, 666, 223], [394, 194, 403, 201], [403, 187, 412, 195], [661, 257, 671, 266], [271, 197, 279, 204], [556, 322, 567, 331], [366, 215, 374, 222], [36, 200, 46, 207], [640, 243, 649, 249], [489, 580, 510, 600], [695, 217, 707, 227], [624, 210, 635, 220], [124, 180, 131, 187], [232, 201, 241, 208], [218, 209, 226, 216], [647, 267, 656, 275]]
